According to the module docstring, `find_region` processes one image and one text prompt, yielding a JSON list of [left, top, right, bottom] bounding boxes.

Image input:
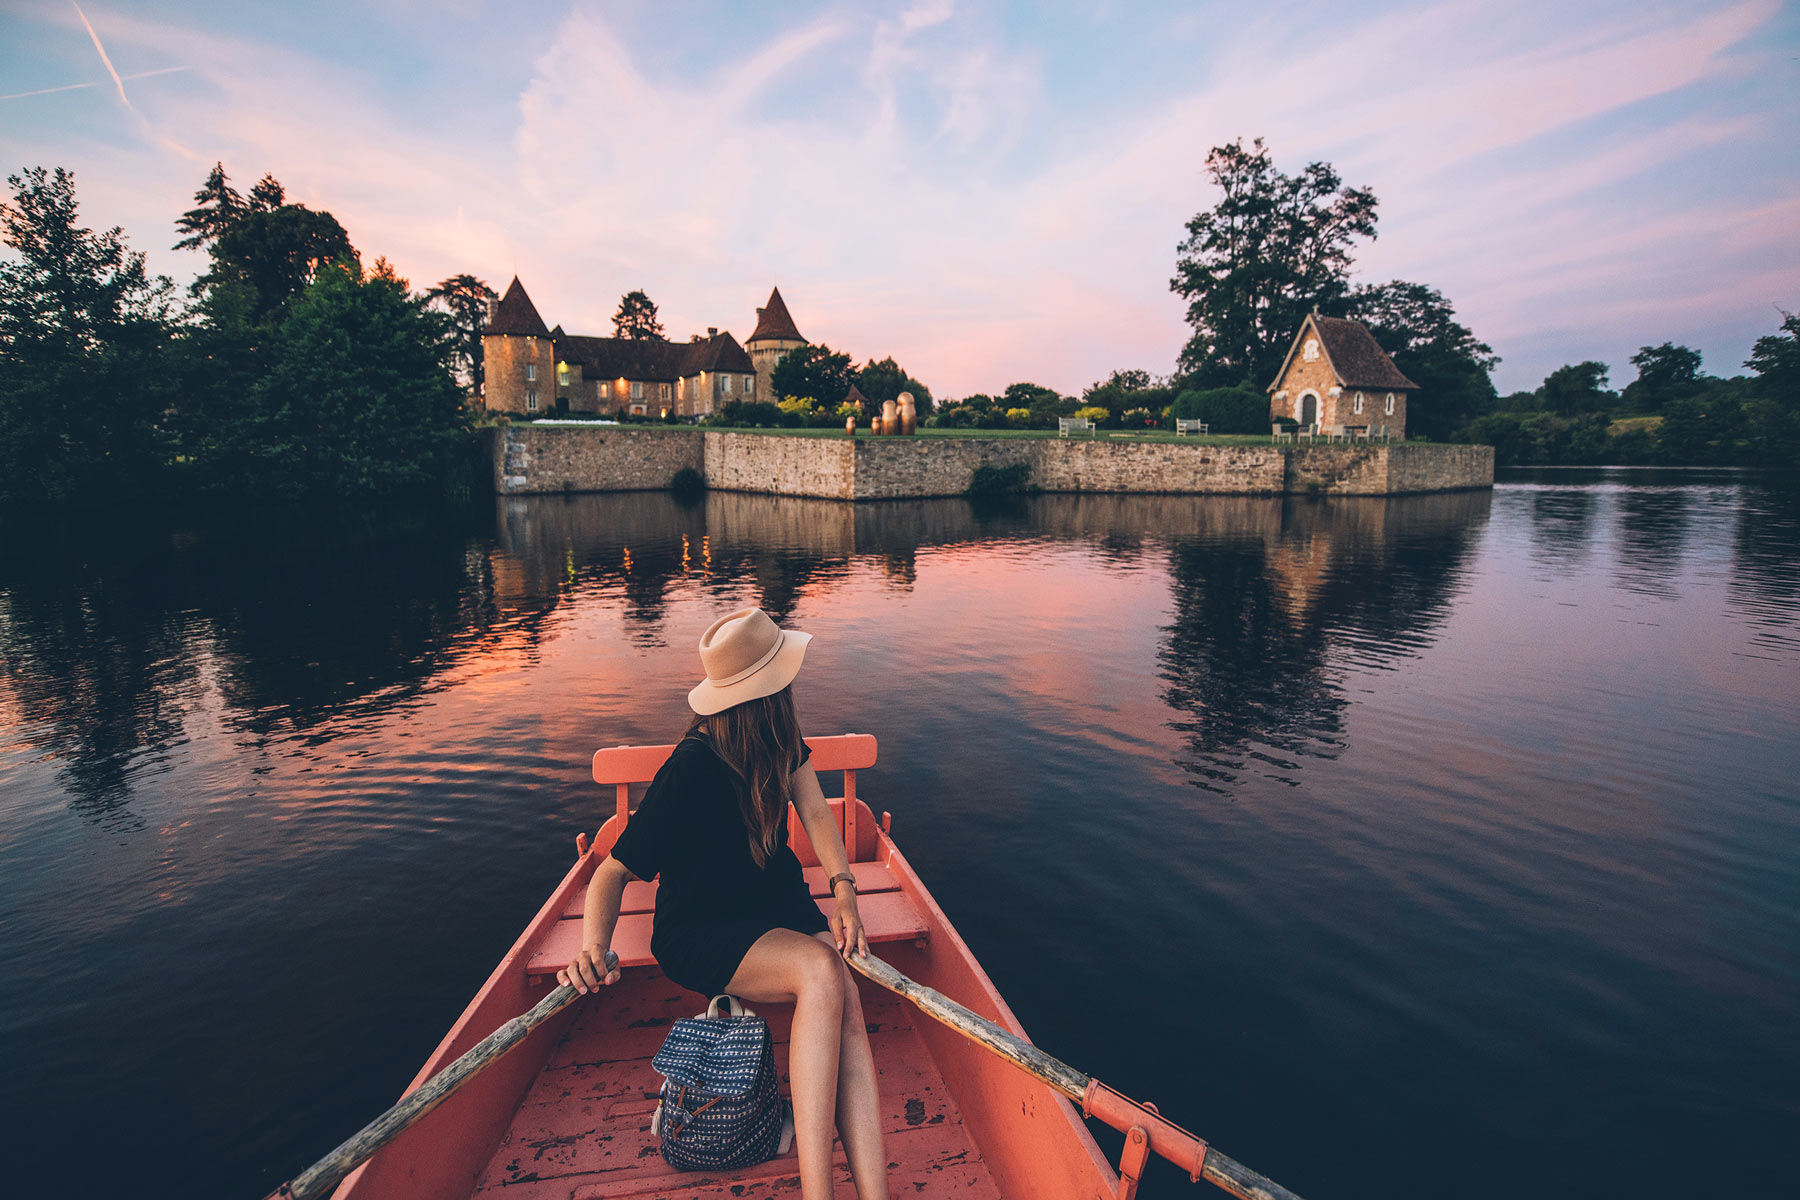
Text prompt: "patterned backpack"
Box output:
[[650, 994, 795, 1171]]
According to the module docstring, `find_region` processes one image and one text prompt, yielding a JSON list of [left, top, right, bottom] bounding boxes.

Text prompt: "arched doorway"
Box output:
[[1299, 391, 1318, 428]]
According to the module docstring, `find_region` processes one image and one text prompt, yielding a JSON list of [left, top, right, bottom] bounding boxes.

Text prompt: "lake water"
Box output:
[[2, 469, 1796, 1199]]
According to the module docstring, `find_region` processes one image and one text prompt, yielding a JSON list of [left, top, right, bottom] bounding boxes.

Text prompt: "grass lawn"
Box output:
[[503, 420, 1279, 447]]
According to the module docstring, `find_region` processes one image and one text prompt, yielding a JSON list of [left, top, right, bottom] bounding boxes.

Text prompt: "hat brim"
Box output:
[[687, 628, 812, 716]]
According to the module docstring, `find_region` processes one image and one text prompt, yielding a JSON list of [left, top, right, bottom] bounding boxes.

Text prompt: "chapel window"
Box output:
[[1385, 393, 1396, 414]]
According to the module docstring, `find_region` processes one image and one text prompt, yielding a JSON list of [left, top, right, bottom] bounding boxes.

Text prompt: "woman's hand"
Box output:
[[829, 894, 868, 959], [557, 946, 621, 994]]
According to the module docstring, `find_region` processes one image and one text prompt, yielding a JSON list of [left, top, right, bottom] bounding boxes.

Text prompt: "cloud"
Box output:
[[0, 0, 1791, 397]]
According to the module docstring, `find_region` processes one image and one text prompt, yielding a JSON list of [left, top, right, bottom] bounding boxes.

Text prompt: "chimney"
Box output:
[[707, 327, 718, 338], [755, 307, 765, 319]]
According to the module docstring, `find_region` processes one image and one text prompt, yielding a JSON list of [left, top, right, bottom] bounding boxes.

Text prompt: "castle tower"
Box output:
[[482, 276, 555, 415], [745, 286, 807, 404]]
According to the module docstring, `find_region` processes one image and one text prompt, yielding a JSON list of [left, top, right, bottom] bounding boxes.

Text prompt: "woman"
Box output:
[[557, 606, 890, 1200]]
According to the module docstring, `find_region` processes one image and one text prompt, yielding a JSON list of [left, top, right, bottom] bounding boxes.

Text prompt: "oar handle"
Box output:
[[845, 949, 1304, 1200], [271, 949, 618, 1200]]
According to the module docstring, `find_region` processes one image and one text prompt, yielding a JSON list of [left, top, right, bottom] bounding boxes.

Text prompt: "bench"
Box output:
[[526, 734, 928, 980], [1174, 419, 1208, 436], [1058, 417, 1096, 438]]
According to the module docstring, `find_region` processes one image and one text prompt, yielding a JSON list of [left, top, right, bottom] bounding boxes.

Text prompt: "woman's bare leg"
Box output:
[[723, 929, 847, 1199], [811, 931, 890, 1200]]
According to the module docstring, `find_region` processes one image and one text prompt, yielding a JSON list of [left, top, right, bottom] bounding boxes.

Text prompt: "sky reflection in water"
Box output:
[[1, 469, 1795, 1199]]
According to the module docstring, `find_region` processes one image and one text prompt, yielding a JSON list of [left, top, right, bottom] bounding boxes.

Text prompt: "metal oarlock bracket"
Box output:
[[1103, 1125, 1151, 1200]]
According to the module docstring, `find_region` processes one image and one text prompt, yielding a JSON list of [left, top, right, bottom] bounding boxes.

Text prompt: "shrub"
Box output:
[[1122, 406, 1160, 430], [1074, 406, 1109, 422], [1005, 407, 1032, 428], [967, 460, 1032, 496], [1171, 384, 1267, 433], [708, 399, 784, 427]]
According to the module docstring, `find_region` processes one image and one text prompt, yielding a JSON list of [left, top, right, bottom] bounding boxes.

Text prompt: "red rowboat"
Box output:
[[321, 734, 1285, 1200]]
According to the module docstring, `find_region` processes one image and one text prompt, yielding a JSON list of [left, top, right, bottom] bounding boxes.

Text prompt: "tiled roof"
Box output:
[[557, 331, 753, 382], [843, 383, 869, 408], [488, 276, 551, 337], [748, 287, 805, 344], [1308, 315, 1418, 390]]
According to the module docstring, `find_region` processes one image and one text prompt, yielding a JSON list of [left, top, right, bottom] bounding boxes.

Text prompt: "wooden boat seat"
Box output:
[[525, 866, 928, 980]]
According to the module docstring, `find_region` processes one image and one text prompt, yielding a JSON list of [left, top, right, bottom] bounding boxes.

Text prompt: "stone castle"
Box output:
[[481, 279, 810, 420], [1267, 312, 1417, 439]]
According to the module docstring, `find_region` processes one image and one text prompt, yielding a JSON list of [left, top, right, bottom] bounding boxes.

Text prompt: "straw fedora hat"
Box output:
[[687, 607, 813, 716]]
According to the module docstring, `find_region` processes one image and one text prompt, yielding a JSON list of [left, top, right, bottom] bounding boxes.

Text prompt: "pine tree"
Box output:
[[173, 162, 244, 252], [613, 290, 665, 340], [247, 173, 286, 212]]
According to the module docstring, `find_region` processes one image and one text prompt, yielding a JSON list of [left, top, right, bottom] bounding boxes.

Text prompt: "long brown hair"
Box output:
[[684, 685, 805, 867]]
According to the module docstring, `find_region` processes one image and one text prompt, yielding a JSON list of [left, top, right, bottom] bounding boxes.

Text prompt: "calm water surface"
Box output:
[[2, 470, 1796, 1198]]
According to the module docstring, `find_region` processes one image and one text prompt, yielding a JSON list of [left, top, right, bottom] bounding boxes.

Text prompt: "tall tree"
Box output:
[[173, 162, 244, 252], [1338, 280, 1498, 439], [247, 173, 286, 211], [770, 344, 853, 405], [426, 273, 497, 391], [1741, 311, 1800, 464], [612, 289, 664, 340], [200, 258, 466, 498], [1540, 362, 1614, 415], [0, 167, 179, 505], [1171, 137, 1378, 388], [1620, 343, 1704, 413], [199, 203, 357, 324], [855, 356, 933, 416]]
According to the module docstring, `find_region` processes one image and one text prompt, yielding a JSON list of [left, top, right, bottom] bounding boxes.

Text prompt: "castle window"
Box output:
[[525, 363, 537, 381], [558, 363, 568, 383], [1354, 392, 1365, 414], [1385, 393, 1396, 414], [525, 388, 539, 412], [745, 375, 754, 396], [660, 383, 670, 400], [722, 374, 733, 395], [632, 381, 643, 399]]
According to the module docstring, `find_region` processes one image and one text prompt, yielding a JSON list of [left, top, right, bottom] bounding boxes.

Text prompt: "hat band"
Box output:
[[707, 633, 783, 687]]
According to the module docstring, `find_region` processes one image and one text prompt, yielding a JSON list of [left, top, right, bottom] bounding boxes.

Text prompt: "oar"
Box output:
[[267, 949, 618, 1200], [846, 949, 1305, 1200]]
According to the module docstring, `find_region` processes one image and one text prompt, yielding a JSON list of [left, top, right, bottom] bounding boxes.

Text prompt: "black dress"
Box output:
[[609, 732, 829, 997]]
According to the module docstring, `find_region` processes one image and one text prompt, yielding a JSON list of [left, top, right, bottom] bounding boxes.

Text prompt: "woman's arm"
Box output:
[[558, 854, 632, 993], [791, 761, 868, 959]]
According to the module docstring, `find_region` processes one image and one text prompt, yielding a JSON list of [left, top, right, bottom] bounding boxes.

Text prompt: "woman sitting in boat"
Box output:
[[557, 606, 890, 1200]]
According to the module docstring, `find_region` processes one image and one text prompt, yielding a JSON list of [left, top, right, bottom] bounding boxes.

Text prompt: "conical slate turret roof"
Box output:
[[488, 276, 551, 338], [748, 287, 806, 345]]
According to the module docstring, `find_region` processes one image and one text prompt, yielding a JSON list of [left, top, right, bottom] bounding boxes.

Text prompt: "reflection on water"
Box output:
[[2, 472, 1797, 1200]]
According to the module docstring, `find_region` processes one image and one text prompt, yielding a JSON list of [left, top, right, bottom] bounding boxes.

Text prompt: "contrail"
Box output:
[[0, 67, 187, 104], [71, 0, 133, 111]]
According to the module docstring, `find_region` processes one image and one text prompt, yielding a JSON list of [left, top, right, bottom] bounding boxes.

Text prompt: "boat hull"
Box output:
[[332, 737, 1117, 1199]]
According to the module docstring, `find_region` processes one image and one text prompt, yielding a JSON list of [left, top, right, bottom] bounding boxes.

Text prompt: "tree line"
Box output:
[[0, 164, 478, 506], [1046, 136, 1797, 462], [917, 137, 1796, 458]]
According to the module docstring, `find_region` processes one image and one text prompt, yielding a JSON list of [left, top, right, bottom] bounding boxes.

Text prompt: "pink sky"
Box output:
[[2, 0, 1795, 396]]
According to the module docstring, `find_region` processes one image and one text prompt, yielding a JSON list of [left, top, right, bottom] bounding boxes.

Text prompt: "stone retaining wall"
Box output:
[[486, 426, 1493, 498]]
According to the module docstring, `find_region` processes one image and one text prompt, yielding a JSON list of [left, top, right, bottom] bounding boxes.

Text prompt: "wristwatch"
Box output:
[[827, 871, 857, 896]]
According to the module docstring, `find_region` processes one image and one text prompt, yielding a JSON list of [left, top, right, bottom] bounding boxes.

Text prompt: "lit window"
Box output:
[[558, 363, 568, 382], [526, 388, 539, 412], [661, 382, 670, 400], [632, 381, 643, 399], [1354, 392, 1364, 414], [1385, 393, 1396, 414]]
